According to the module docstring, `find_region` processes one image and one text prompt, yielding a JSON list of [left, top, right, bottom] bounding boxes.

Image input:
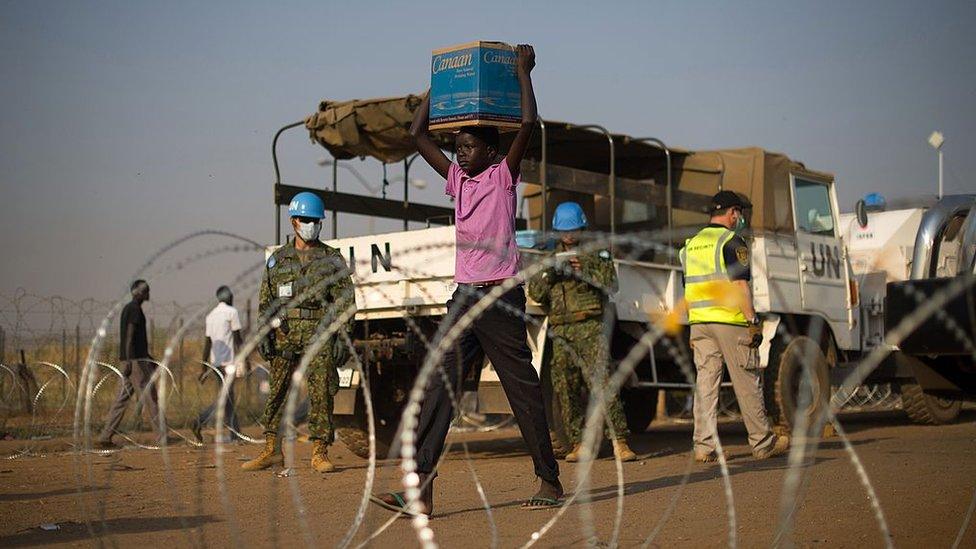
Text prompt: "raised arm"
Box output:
[[505, 44, 537, 178], [410, 93, 452, 179]]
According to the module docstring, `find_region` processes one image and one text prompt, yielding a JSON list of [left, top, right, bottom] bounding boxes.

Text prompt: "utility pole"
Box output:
[[928, 131, 945, 199]]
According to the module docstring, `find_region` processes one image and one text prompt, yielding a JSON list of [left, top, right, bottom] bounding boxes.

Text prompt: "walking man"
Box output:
[[680, 191, 789, 462], [242, 191, 356, 473], [98, 280, 168, 448], [191, 285, 244, 443], [372, 44, 563, 517], [528, 201, 637, 462]]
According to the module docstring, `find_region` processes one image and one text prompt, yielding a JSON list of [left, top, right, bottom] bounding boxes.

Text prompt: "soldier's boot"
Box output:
[[753, 434, 790, 460], [612, 439, 638, 462], [241, 434, 283, 471], [565, 443, 583, 462], [310, 440, 336, 473]]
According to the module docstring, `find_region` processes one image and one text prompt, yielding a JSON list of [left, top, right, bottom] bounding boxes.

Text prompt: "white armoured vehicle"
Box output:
[[269, 96, 974, 457]]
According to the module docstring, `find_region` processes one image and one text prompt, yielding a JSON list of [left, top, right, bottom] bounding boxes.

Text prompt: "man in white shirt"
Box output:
[[192, 286, 244, 443]]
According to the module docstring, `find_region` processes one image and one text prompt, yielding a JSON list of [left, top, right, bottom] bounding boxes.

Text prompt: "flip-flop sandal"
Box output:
[[369, 492, 425, 517], [521, 496, 563, 510]]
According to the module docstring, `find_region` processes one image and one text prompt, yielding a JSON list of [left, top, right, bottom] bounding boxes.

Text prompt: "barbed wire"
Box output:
[[1, 223, 971, 548]]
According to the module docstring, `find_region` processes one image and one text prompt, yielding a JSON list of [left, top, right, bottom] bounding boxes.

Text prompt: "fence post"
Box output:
[[178, 317, 185, 394], [17, 349, 37, 414], [61, 328, 67, 400], [74, 325, 81, 373]]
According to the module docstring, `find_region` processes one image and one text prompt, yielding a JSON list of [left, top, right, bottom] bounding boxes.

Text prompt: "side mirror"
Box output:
[[855, 199, 868, 228]]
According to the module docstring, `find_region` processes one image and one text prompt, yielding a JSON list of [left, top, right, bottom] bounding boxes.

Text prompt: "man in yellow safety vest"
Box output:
[[680, 191, 790, 463]]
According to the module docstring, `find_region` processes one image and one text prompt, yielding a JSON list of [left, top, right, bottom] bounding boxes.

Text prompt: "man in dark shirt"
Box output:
[[97, 280, 168, 448]]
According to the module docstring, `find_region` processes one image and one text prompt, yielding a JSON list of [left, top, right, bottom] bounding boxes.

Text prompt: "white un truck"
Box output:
[[270, 96, 975, 457]]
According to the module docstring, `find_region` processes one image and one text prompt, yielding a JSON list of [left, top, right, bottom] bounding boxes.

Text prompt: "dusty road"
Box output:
[[1, 412, 974, 548]]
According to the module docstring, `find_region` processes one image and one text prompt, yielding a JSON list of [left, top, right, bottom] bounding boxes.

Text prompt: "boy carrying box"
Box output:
[[371, 44, 564, 517]]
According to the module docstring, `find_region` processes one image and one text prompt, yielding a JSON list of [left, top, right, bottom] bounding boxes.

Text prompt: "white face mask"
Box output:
[[296, 220, 322, 242]]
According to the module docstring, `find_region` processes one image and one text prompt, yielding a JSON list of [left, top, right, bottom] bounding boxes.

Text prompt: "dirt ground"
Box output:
[[1, 412, 974, 548]]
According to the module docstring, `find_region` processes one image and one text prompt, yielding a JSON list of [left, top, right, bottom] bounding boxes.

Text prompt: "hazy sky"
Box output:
[[2, 0, 974, 308]]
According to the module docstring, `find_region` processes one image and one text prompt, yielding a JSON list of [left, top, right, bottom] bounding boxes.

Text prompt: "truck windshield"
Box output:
[[794, 178, 836, 236]]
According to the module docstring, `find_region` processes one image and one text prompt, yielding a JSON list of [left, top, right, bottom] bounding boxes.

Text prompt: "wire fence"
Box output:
[[0, 223, 972, 549], [0, 286, 903, 445], [0, 290, 269, 440]]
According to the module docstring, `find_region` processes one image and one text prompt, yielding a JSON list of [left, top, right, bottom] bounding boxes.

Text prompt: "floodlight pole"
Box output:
[[928, 130, 945, 200], [938, 149, 944, 200]]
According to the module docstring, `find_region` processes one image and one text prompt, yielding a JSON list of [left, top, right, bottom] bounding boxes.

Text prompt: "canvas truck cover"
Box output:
[[673, 148, 834, 233], [303, 96, 679, 169], [304, 95, 831, 233], [304, 94, 453, 163]]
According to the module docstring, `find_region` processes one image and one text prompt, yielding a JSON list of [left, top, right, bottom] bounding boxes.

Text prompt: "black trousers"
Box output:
[[195, 366, 241, 437], [415, 284, 560, 482]]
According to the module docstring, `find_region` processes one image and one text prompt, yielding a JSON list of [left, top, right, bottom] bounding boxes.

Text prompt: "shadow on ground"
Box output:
[[0, 485, 106, 502], [0, 515, 219, 547]]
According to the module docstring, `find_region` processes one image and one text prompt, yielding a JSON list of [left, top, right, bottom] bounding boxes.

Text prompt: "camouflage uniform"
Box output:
[[259, 240, 356, 443], [528, 248, 629, 445]]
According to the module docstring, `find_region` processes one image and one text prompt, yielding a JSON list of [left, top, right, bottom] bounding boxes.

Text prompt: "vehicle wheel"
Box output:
[[336, 395, 397, 460], [622, 387, 658, 434], [901, 383, 962, 425], [763, 336, 830, 430]]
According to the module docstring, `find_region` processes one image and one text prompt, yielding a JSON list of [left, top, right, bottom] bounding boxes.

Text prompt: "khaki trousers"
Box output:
[[690, 323, 774, 455]]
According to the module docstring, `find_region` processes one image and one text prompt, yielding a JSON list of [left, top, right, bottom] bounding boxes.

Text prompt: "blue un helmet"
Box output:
[[288, 192, 325, 219], [552, 201, 588, 231], [863, 192, 886, 211]]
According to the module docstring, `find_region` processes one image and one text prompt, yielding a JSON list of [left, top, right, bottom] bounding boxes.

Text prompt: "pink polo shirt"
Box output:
[[446, 161, 520, 283]]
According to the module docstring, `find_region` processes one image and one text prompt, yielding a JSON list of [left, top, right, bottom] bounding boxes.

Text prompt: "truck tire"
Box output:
[[622, 387, 658, 434], [901, 383, 962, 425], [764, 336, 830, 431]]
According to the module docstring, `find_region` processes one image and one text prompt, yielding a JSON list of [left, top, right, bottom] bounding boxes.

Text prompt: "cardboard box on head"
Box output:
[[429, 41, 521, 131]]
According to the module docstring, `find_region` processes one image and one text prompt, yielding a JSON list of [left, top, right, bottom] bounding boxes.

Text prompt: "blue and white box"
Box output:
[[429, 41, 521, 131]]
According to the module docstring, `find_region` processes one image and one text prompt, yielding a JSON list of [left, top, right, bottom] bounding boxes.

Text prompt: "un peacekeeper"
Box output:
[[528, 202, 637, 463], [242, 191, 356, 473], [680, 190, 789, 463]]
